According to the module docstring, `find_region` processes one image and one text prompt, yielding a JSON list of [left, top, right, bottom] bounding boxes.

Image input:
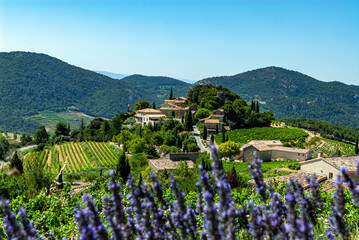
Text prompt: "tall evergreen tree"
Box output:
[[10, 152, 23, 174], [181, 115, 184, 123], [251, 100, 255, 111], [117, 151, 131, 183], [171, 111, 175, 118], [176, 135, 182, 149], [203, 126, 208, 140], [80, 118, 85, 134], [215, 124, 219, 135], [153, 102, 156, 109], [58, 171, 63, 190], [210, 134, 214, 143], [67, 123, 71, 132], [185, 108, 193, 131], [138, 173, 144, 198], [256, 101, 259, 113], [169, 87, 173, 100], [355, 137, 359, 154]]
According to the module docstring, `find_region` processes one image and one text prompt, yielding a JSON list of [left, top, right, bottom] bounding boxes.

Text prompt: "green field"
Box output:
[[25, 110, 95, 133], [215, 127, 308, 146], [223, 160, 298, 182]]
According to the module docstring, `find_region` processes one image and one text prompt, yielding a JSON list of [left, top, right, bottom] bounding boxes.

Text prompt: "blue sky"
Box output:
[[1, 0, 358, 85]]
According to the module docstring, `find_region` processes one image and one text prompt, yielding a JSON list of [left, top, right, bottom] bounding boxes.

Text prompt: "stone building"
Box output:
[[300, 155, 359, 182], [241, 140, 312, 162], [134, 108, 165, 127]]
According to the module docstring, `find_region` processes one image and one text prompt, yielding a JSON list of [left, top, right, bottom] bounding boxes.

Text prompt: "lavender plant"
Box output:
[[1, 144, 359, 240]]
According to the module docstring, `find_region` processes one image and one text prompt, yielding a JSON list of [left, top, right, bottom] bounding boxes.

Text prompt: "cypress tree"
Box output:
[[171, 111, 175, 118], [210, 134, 214, 143], [117, 151, 131, 183], [203, 126, 208, 140], [256, 101, 260, 112], [58, 171, 63, 190], [226, 135, 229, 142], [68, 123, 71, 132], [355, 137, 359, 154], [176, 135, 182, 149], [169, 87, 173, 100], [153, 102, 156, 109], [10, 152, 23, 174], [185, 108, 193, 131], [215, 124, 219, 135], [251, 100, 255, 111], [80, 118, 85, 134], [181, 115, 184, 123]]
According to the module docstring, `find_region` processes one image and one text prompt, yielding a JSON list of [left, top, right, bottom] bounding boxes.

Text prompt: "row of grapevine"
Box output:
[[215, 127, 309, 145], [314, 138, 354, 156], [86, 141, 116, 167], [20, 141, 119, 174]]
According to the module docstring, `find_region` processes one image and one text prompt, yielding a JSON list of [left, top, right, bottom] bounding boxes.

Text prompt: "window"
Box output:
[[329, 172, 333, 179], [253, 151, 257, 156]]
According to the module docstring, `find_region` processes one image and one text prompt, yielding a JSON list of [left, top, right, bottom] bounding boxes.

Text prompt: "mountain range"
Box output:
[[0, 51, 358, 134]]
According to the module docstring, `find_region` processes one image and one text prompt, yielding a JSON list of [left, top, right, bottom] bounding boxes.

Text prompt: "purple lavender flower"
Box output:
[[341, 167, 359, 207], [249, 158, 267, 200], [330, 175, 350, 240]]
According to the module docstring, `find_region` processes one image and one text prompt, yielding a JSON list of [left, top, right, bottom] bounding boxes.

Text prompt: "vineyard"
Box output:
[[313, 138, 355, 157], [22, 141, 121, 173], [215, 127, 309, 146]]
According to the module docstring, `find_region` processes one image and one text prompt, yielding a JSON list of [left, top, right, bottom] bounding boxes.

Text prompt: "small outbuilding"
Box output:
[[300, 155, 359, 182]]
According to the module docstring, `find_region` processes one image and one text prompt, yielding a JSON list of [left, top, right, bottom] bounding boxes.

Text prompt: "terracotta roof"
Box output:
[[248, 171, 341, 193], [248, 140, 283, 146], [136, 108, 163, 114], [270, 146, 311, 154], [210, 114, 224, 119], [224, 126, 230, 131], [300, 155, 359, 172], [149, 159, 194, 171], [241, 143, 311, 154], [205, 118, 220, 124]]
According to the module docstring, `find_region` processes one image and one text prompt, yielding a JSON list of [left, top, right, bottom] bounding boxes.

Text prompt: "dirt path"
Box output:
[[58, 145, 70, 173], [46, 149, 52, 168], [71, 143, 90, 169], [64, 143, 81, 172]]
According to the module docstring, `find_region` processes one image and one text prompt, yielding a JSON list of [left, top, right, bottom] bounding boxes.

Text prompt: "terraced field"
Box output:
[[22, 142, 120, 173], [314, 138, 355, 157]]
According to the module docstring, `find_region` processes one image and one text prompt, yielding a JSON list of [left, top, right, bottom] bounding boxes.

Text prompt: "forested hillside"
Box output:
[[120, 74, 191, 106], [0, 52, 145, 133], [196, 67, 359, 127]]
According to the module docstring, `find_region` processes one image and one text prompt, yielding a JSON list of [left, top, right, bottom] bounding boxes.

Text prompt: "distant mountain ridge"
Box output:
[[0, 51, 358, 133], [0, 52, 145, 133], [196, 66, 359, 127]]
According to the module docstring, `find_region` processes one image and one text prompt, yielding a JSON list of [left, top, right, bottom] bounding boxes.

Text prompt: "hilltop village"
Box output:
[[0, 84, 359, 239]]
